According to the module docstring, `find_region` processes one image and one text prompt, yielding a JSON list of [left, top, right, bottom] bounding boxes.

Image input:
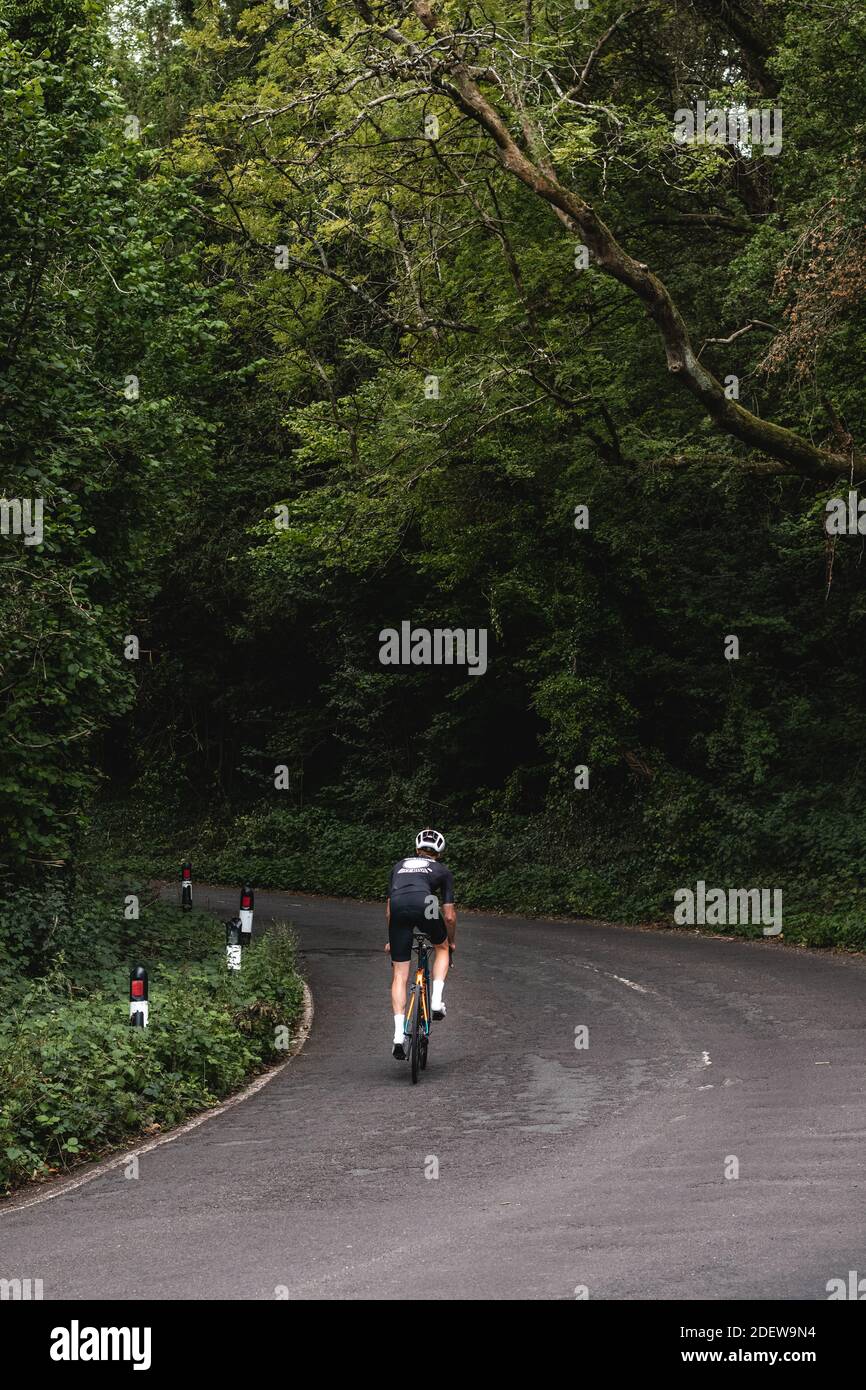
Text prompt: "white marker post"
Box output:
[[239, 885, 254, 946], [129, 966, 149, 1027], [180, 860, 192, 911], [226, 917, 242, 973]]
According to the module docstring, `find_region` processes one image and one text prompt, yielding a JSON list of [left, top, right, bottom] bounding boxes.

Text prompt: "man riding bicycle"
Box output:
[[385, 829, 456, 1060]]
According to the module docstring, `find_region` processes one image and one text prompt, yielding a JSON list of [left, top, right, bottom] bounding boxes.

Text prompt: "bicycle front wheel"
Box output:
[[419, 980, 429, 1070]]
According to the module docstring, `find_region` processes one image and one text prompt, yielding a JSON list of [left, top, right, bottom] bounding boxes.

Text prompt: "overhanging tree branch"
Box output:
[[355, 0, 857, 481]]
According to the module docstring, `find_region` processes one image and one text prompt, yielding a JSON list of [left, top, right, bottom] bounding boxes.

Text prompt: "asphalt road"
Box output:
[[3, 887, 865, 1300]]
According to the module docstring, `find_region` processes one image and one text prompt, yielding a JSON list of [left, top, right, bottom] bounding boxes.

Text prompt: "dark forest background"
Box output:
[[4, 0, 866, 966]]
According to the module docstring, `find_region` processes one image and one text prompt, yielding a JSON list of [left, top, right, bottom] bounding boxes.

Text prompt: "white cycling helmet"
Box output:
[[415, 828, 445, 854]]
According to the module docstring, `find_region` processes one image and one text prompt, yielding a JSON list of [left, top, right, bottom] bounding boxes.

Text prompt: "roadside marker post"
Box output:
[[226, 917, 243, 972], [129, 966, 149, 1027], [180, 861, 193, 911], [239, 885, 254, 946]]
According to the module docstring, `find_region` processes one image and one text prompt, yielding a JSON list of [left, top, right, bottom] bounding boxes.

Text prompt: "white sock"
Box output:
[[393, 1013, 405, 1043], [431, 979, 444, 1010]]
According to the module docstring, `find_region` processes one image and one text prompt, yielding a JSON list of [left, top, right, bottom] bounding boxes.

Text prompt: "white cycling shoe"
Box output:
[[432, 1002, 446, 1021]]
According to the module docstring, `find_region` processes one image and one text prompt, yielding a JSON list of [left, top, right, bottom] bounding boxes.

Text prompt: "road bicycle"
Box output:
[[404, 929, 433, 1083]]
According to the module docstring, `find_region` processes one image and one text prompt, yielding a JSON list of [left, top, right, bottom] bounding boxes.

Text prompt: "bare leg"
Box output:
[[430, 940, 449, 1014], [391, 960, 410, 1015], [432, 939, 449, 983]]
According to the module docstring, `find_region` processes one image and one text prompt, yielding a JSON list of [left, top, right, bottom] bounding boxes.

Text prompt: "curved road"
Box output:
[[3, 888, 865, 1300]]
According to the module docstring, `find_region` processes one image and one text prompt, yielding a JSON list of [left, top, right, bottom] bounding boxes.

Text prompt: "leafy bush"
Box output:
[[0, 878, 70, 981], [0, 924, 303, 1195], [177, 802, 866, 950]]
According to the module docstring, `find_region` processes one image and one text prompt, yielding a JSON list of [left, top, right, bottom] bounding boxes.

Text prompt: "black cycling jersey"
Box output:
[[387, 854, 454, 910], [387, 853, 453, 962]]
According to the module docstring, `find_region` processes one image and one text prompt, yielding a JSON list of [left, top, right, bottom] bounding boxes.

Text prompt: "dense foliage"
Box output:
[[0, 895, 304, 1192], [0, 0, 220, 894], [3, 0, 866, 939]]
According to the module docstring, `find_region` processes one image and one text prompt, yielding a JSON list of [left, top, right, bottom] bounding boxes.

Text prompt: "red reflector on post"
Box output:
[[131, 980, 145, 998], [241, 894, 251, 909]]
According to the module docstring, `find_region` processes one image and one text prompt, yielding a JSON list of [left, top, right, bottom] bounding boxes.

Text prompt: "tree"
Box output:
[[0, 0, 219, 873]]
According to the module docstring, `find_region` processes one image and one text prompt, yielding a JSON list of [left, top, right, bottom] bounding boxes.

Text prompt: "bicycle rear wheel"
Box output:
[[410, 982, 422, 1084]]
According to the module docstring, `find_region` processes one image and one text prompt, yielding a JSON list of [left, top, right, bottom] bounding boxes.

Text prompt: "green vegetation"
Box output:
[[3, 0, 866, 995], [113, 802, 866, 951], [0, 880, 304, 1194]]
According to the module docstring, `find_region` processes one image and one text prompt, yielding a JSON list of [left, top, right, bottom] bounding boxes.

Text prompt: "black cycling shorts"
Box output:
[[388, 901, 447, 963]]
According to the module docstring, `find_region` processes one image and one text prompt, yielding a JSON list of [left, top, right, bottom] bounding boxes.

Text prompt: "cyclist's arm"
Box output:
[[383, 895, 392, 951], [443, 902, 456, 944], [440, 866, 456, 944]]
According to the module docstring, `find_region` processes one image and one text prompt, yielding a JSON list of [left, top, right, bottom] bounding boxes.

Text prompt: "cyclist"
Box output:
[[385, 829, 456, 1060]]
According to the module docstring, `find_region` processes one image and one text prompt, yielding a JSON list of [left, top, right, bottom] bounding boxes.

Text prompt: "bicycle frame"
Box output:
[[404, 933, 432, 1037]]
